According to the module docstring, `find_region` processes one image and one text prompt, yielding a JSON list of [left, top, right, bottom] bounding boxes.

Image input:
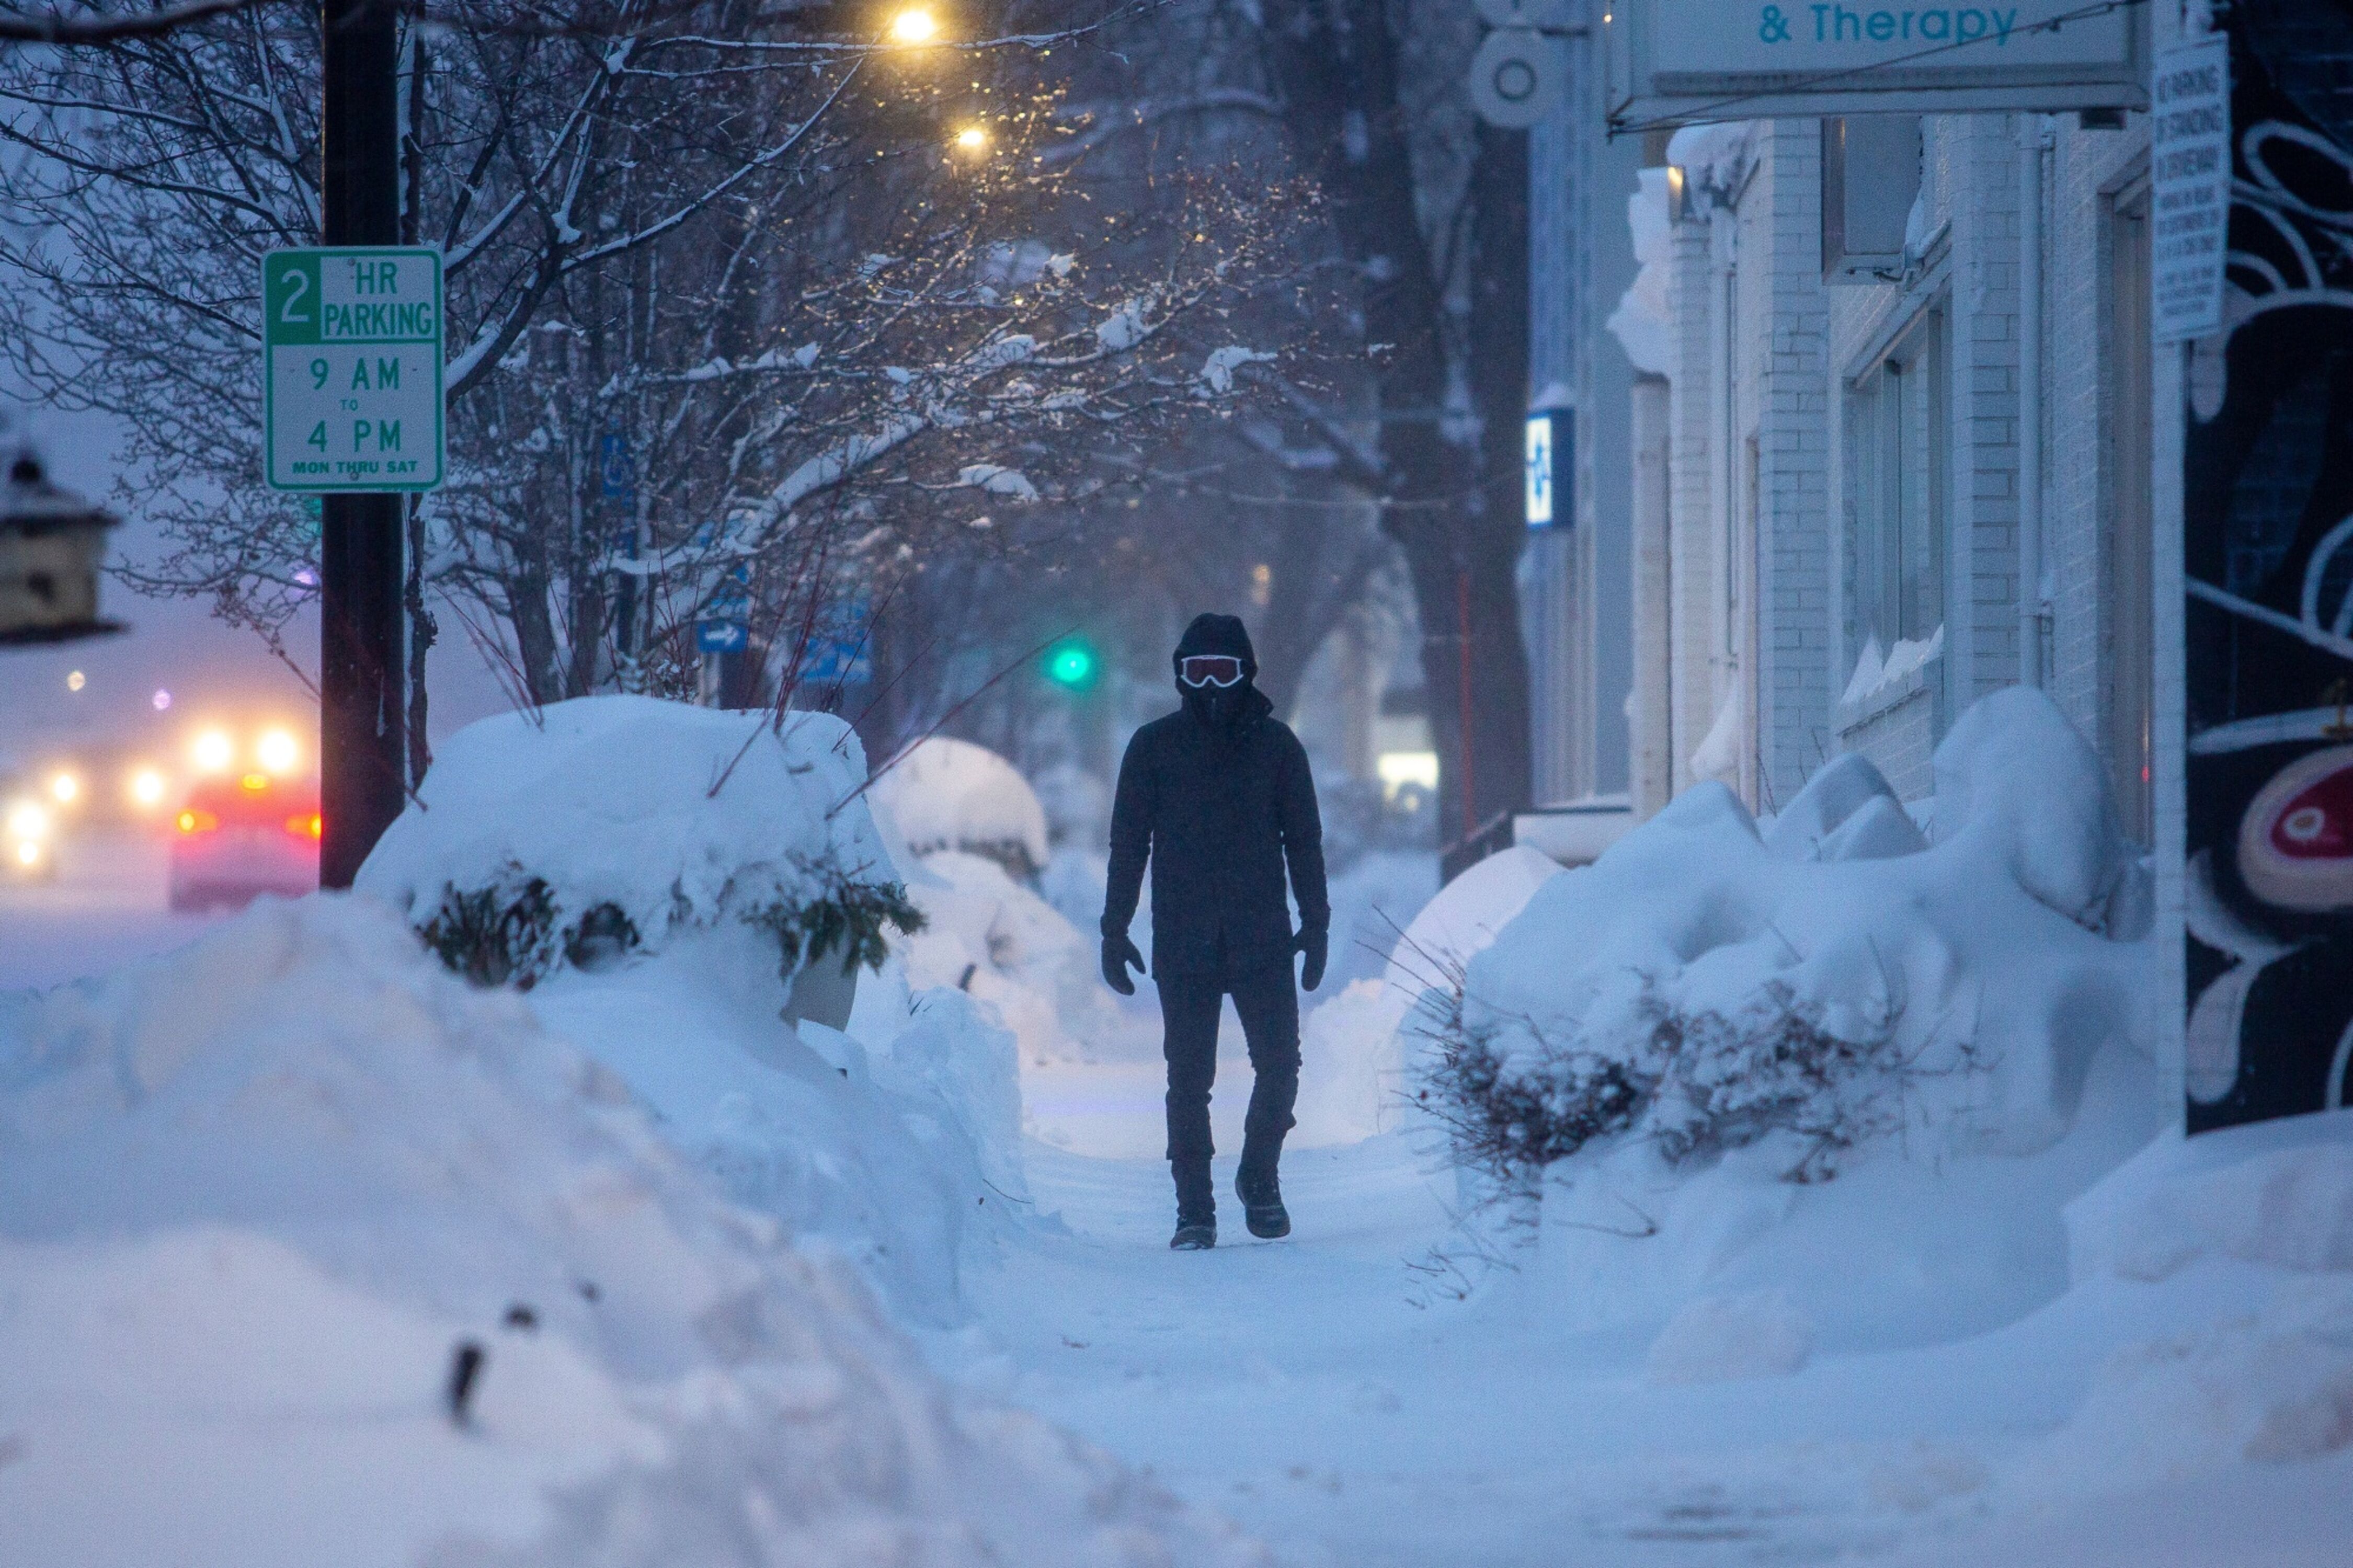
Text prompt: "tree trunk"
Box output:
[[1257, 0, 1534, 840], [1465, 122, 1534, 826]]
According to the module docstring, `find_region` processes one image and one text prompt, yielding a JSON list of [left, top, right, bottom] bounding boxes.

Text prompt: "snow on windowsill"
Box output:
[[1837, 628, 1943, 733]]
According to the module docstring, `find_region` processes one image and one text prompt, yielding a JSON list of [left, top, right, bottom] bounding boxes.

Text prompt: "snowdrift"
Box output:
[[1450, 688, 2151, 1170], [0, 898, 1264, 1568], [895, 848, 1123, 1067], [357, 696, 912, 993], [872, 738, 1129, 1068], [871, 735, 1050, 880], [1394, 690, 2168, 1353]]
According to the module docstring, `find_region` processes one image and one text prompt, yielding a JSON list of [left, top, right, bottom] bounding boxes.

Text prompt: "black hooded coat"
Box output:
[[1102, 614, 1329, 977]]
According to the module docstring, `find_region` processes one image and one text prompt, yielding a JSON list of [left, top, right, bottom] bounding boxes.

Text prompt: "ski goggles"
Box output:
[[1178, 654, 1247, 689]]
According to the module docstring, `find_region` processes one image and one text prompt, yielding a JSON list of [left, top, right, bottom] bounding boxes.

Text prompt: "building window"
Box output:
[[1851, 308, 1949, 659]]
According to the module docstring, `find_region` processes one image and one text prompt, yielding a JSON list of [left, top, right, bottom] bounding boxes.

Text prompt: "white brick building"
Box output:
[[1613, 105, 2156, 838]]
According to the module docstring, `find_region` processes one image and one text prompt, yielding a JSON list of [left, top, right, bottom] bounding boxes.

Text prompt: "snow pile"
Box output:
[[1441, 689, 2150, 1181], [1607, 166, 1674, 377], [1281, 847, 1544, 1148], [1994, 1111, 2353, 1508], [871, 736, 1050, 880], [523, 915, 1025, 1327], [1293, 980, 1409, 1145], [0, 897, 1263, 1568], [1643, 1289, 1813, 1385], [894, 848, 1123, 1067], [871, 740, 1126, 1067], [357, 696, 909, 988]]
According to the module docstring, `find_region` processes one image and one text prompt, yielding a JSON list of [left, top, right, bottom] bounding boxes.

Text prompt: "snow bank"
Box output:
[[895, 848, 1122, 1066], [2012, 1111, 2353, 1501], [357, 696, 906, 987], [1384, 843, 1559, 996], [0, 897, 1263, 1568], [1453, 689, 2150, 1163], [2067, 1111, 2353, 1285], [1270, 848, 1530, 1148], [1294, 979, 1410, 1146], [524, 916, 1025, 1328], [1643, 1290, 1813, 1384], [871, 736, 1050, 879]]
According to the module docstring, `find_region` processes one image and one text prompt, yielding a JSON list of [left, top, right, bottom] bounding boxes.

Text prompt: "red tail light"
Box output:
[[176, 809, 219, 834], [285, 812, 323, 841]]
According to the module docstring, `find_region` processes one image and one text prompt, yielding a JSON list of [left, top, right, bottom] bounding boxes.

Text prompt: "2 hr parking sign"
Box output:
[[262, 247, 444, 492]]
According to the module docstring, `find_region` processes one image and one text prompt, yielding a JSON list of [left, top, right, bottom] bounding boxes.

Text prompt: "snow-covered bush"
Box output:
[[0, 897, 1262, 1566], [1419, 969, 1931, 1196], [871, 736, 1050, 882], [1420, 689, 2150, 1205], [359, 696, 921, 993]]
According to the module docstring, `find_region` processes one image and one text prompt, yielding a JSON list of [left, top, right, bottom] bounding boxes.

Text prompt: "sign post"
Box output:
[[312, 0, 412, 890]]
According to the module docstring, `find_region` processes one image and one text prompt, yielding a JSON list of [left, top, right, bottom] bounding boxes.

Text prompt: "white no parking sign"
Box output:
[[262, 246, 445, 492]]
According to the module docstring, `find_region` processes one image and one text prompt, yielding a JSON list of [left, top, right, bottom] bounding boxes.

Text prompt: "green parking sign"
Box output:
[[262, 247, 444, 492]]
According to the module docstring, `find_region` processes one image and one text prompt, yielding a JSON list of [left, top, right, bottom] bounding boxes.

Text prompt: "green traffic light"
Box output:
[[1047, 642, 1096, 688]]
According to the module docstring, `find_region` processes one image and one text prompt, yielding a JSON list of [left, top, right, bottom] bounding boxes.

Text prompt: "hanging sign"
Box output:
[[1605, 0, 2147, 125], [1525, 407, 1573, 528], [1471, 30, 1569, 128], [262, 247, 444, 492], [2151, 31, 2230, 343]]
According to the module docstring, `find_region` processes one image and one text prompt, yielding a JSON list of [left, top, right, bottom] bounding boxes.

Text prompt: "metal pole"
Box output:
[[318, 0, 406, 888]]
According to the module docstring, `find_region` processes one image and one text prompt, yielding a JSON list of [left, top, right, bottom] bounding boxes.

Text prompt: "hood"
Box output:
[[1172, 612, 1265, 731], [1172, 612, 1257, 676]]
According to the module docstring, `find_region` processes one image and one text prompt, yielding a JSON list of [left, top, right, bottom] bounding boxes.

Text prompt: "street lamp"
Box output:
[[954, 124, 990, 154], [888, 6, 938, 43]]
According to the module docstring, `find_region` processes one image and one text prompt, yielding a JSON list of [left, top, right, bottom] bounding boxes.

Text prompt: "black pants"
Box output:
[[1157, 958, 1299, 1221]]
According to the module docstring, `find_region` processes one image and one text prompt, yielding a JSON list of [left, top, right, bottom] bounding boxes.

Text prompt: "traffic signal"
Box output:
[[1044, 638, 1098, 690]]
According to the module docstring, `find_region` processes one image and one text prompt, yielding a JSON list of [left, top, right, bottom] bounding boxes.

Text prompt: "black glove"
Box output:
[[1101, 929, 1145, 995], [1296, 925, 1328, 993]]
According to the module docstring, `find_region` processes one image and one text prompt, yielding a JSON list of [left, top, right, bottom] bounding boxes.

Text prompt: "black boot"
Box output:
[[1235, 1164, 1290, 1240], [1170, 1160, 1215, 1250]]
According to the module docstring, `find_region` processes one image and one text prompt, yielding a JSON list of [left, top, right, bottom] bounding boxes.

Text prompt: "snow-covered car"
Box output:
[[168, 773, 319, 911]]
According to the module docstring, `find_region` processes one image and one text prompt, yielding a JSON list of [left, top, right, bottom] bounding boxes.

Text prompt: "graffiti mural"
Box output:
[[2182, 12, 2353, 1131]]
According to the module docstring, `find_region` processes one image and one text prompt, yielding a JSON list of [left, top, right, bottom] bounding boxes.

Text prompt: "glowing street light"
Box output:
[[128, 768, 167, 808], [191, 728, 234, 774], [888, 6, 938, 43], [49, 771, 78, 805], [954, 124, 990, 154], [1044, 638, 1098, 690]]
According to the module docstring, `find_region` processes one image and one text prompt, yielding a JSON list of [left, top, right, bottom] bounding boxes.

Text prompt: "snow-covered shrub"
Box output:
[[359, 696, 920, 992], [871, 735, 1050, 882], [1417, 969, 1932, 1195], [1420, 688, 2150, 1207]]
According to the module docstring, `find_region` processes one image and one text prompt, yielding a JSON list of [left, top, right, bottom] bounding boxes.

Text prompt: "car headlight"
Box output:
[[5, 800, 51, 842]]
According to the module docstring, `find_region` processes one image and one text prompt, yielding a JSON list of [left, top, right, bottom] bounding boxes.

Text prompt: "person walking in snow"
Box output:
[[1100, 613, 1330, 1250]]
